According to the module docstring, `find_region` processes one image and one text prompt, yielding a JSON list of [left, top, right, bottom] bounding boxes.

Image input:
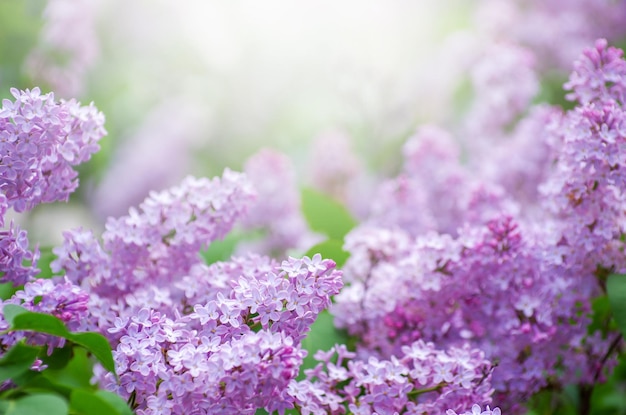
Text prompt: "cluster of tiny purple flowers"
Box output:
[[7, 29, 626, 415], [0, 87, 105, 286]]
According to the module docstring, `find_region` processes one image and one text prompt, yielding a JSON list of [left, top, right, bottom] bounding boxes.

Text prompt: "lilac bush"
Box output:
[[5, 13, 626, 414]]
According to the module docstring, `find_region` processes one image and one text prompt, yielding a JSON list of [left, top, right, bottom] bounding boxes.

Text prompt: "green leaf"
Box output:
[[4, 394, 68, 415], [299, 310, 349, 378], [7, 307, 70, 338], [301, 188, 357, 240], [94, 391, 134, 415], [4, 306, 116, 376], [0, 342, 41, 383], [201, 230, 263, 265], [40, 346, 73, 371], [36, 247, 58, 280], [20, 374, 73, 399], [0, 283, 19, 301], [68, 333, 115, 375], [42, 348, 94, 390], [70, 389, 121, 415], [201, 233, 240, 264], [2, 304, 29, 326], [305, 239, 350, 268], [589, 295, 612, 335], [607, 274, 626, 339]]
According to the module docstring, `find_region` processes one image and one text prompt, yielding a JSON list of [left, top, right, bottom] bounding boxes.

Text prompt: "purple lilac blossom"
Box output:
[[447, 404, 502, 415], [53, 170, 255, 296], [333, 216, 605, 411], [540, 39, 626, 271], [0, 86, 105, 286], [0, 87, 106, 212], [93, 254, 343, 414], [334, 40, 626, 412], [52, 169, 346, 413], [288, 342, 494, 415]]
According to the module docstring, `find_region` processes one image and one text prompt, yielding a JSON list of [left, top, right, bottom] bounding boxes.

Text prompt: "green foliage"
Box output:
[[2, 305, 116, 375], [0, 394, 68, 415], [70, 389, 134, 415], [36, 247, 57, 280], [0, 343, 40, 383], [607, 274, 626, 340], [0, 306, 132, 415], [0, 0, 46, 99], [301, 188, 357, 241]]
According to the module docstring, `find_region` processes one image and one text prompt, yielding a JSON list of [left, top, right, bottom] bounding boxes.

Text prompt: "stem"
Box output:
[[406, 382, 445, 399], [579, 333, 622, 415]]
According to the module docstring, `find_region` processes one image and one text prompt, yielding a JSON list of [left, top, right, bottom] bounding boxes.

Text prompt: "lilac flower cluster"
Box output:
[[333, 216, 605, 408], [0, 87, 105, 286], [541, 39, 626, 269], [288, 341, 494, 415], [90, 254, 342, 415], [49, 164, 346, 413], [447, 404, 501, 415], [333, 39, 626, 413], [54, 170, 255, 295], [0, 87, 105, 212]]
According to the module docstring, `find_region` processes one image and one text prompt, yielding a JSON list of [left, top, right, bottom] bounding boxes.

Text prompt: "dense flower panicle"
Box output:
[[239, 149, 315, 257], [54, 170, 255, 295], [334, 215, 604, 408], [371, 124, 523, 239], [0, 87, 106, 213], [289, 341, 494, 415], [93, 253, 343, 415], [447, 404, 502, 415], [0, 222, 40, 286], [565, 39, 626, 105], [540, 40, 626, 269]]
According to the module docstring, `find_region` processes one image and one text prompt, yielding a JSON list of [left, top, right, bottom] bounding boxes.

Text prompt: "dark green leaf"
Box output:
[[0, 342, 40, 383], [305, 239, 350, 268], [0, 283, 19, 301], [94, 391, 134, 415], [4, 306, 116, 376], [70, 389, 121, 415], [42, 348, 94, 389], [301, 188, 357, 240], [4, 394, 68, 415], [589, 295, 611, 335], [67, 332, 115, 375], [40, 346, 73, 370], [2, 304, 29, 326], [6, 307, 70, 337], [20, 374, 73, 399], [607, 274, 626, 339]]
